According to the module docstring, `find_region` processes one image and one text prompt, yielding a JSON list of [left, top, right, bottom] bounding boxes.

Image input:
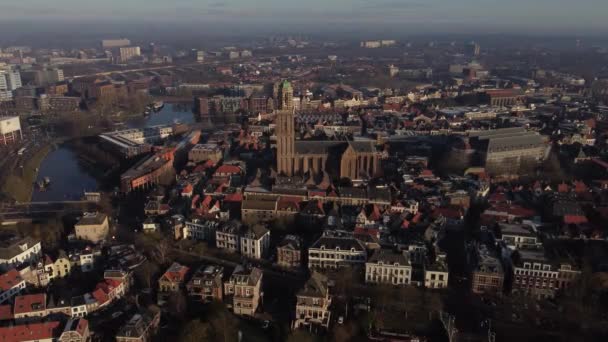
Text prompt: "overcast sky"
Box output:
[[1, 0, 606, 35]]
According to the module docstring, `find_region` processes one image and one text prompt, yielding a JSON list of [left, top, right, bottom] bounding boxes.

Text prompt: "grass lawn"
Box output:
[[1, 144, 53, 202]]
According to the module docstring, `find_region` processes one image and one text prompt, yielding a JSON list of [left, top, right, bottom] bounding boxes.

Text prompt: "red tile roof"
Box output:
[[91, 288, 109, 305], [0, 305, 12, 321], [563, 215, 588, 225], [0, 321, 61, 342], [161, 263, 189, 283], [181, 184, 194, 195], [0, 269, 23, 292], [13, 294, 46, 316], [224, 192, 243, 202]]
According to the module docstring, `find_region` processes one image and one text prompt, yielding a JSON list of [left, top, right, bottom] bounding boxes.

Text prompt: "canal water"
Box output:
[[32, 103, 197, 201], [32, 147, 98, 201], [126, 102, 195, 129]]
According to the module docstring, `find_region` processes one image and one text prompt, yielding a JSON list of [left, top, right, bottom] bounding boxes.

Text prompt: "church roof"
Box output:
[[294, 141, 342, 154]]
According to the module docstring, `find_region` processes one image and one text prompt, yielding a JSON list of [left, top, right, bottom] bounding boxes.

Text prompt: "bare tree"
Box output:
[[153, 240, 171, 266]]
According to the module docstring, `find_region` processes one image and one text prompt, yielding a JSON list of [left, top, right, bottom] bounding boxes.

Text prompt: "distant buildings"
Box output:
[[0, 65, 21, 101], [0, 116, 22, 145], [360, 40, 396, 48], [119, 46, 141, 63], [101, 38, 131, 49]]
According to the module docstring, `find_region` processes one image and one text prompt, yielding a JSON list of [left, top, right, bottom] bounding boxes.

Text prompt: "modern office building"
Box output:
[[119, 46, 141, 63], [101, 38, 131, 49], [0, 116, 22, 145]]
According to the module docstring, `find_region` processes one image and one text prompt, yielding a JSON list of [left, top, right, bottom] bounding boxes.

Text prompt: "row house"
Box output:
[[0, 237, 42, 271], [215, 221, 243, 253], [186, 265, 224, 302], [223, 266, 263, 317], [36, 251, 71, 287], [472, 245, 504, 295], [308, 232, 367, 270], [241, 197, 301, 225], [512, 249, 559, 299], [499, 223, 541, 250], [293, 272, 332, 329], [91, 278, 126, 309], [182, 219, 219, 241], [365, 249, 413, 286], [0, 269, 26, 304], [424, 254, 449, 289]]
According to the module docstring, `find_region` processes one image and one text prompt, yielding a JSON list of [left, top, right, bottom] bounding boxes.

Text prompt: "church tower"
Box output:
[[277, 80, 294, 111], [276, 80, 295, 176]]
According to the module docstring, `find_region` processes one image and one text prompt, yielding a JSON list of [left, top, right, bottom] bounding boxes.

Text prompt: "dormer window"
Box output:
[[320, 246, 325, 250], [351, 248, 355, 252], [336, 247, 340, 251]]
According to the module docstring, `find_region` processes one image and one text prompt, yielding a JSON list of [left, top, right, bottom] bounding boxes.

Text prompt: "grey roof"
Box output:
[[279, 235, 302, 250], [469, 127, 527, 138], [116, 310, 159, 339], [500, 223, 536, 237], [368, 249, 410, 266], [76, 212, 107, 226], [0, 237, 40, 260], [487, 133, 544, 152], [244, 225, 269, 239], [310, 236, 366, 252], [229, 266, 263, 286], [298, 271, 329, 298]]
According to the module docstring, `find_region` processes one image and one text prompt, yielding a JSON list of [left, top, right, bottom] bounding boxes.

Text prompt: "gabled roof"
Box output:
[[160, 262, 189, 283], [298, 271, 329, 298]]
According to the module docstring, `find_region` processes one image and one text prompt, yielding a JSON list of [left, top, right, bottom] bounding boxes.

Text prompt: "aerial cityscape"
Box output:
[[0, 1, 608, 342]]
